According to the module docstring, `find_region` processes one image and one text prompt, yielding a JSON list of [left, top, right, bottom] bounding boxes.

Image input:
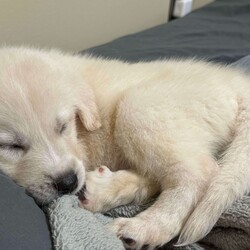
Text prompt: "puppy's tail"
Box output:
[[177, 99, 250, 246]]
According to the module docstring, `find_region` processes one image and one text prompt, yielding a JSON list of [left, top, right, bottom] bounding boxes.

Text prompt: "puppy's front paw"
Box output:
[[78, 167, 144, 213], [78, 166, 115, 212], [108, 216, 177, 249]]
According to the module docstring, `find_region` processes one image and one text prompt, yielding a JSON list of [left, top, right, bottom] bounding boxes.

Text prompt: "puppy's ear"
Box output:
[[75, 84, 101, 131]]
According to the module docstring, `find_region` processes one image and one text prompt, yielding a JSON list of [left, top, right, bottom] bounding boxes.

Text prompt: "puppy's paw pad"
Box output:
[[98, 166, 105, 173], [95, 165, 113, 177], [108, 218, 152, 249], [108, 217, 175, 249], [121, 237, 136, 246]]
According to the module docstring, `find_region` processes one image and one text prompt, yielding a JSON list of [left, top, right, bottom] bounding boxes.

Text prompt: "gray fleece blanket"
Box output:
[[46, 56, 250, 250], [47, 195, 250, 250]]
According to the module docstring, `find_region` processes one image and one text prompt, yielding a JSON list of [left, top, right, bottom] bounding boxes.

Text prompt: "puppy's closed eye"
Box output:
[[0, 141, 27, 161], [0, 132, 29, 160], [0, 143, 25, 151], [59, 123, 67, 134], [56, 113, 70, 135]]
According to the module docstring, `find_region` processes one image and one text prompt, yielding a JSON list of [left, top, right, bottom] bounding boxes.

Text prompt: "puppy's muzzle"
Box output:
[[54, 170, 78, 195]]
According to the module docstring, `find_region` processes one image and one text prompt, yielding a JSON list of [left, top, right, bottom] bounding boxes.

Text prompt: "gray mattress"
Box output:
[[84, 0, 250, 64], [1, 0, 250, 249]]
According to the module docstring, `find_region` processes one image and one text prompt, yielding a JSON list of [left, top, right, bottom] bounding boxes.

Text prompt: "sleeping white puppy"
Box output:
[[0, 47, 249, 249]]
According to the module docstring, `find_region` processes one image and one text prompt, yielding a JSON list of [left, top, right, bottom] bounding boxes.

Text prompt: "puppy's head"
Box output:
[[0, 48, 100, 204]]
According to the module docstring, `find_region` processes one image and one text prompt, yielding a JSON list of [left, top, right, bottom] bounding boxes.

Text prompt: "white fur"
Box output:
[[0, 47, 249, 248]]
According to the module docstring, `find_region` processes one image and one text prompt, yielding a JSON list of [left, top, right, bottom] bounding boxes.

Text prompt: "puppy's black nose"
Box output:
[[54, 171, 78, 195]]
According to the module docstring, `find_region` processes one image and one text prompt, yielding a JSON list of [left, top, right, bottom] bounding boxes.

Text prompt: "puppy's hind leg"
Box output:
[[109, 91, 217, 248], [178, 99, 250, 245]]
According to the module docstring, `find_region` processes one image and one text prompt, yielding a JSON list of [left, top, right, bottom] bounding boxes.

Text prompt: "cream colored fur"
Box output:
[[0, 47, 249, 249]]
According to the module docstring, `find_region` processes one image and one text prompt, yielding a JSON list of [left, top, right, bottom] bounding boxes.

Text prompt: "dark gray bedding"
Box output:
[[1, 0, 250, 249], [85, 0, 250, 64], [0, 172, 52, 250]]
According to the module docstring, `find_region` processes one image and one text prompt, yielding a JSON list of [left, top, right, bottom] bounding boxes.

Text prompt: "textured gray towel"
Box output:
[[47, 195, 124, 250], [46, 194, 250, 250], [198, 196, 250, 250], [46, 56, 250, 250]]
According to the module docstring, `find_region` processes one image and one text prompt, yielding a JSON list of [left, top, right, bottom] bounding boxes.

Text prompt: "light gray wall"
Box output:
[[0, 0, 170, 52]]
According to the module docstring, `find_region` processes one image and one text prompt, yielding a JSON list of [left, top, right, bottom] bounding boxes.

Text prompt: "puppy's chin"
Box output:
[[25, 180, 86, 206], [25, 184, 58, 206]]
